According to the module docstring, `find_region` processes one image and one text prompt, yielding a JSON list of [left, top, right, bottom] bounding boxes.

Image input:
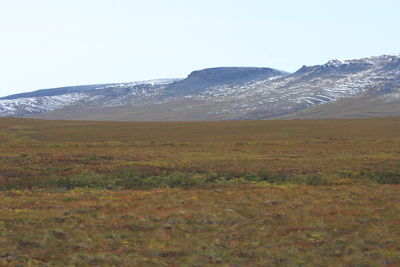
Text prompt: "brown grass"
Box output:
[[0, 118, 400, 265], [0, 117, 399, 188], [1, 185, 400, 266]]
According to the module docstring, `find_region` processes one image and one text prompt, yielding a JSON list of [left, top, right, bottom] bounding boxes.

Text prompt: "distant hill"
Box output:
[[164, 67, 287, 96], [1, 54, 399, 120]]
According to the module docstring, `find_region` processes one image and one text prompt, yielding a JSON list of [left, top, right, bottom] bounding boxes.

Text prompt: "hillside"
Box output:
[[279, 92, 400, 119], [1, 54, 399, 120]]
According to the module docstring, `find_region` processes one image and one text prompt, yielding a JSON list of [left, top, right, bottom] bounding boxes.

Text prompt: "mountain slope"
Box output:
[[0, 79, 181, 117], [1, 55, 400, 120], [278, 93, 400, 119]]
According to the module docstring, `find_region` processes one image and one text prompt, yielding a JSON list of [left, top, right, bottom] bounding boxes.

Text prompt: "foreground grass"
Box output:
[[0, 118, 400, 265], [1, 185, 400, 266]]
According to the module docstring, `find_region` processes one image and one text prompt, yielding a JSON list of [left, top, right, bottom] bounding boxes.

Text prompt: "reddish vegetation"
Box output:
[[0, 118, 399, 265], [1, 185, 400, 266], [0, 118, 399, 188]]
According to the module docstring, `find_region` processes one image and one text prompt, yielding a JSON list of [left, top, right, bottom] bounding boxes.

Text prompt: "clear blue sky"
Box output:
[[1, 0, 399, 97]]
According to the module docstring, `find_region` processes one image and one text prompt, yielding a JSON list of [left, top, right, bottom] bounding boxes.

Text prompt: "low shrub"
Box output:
[[302, 174, 331, 186], [365, 171, 400, 184], [1, 168, 399, 190], [116, 171, 207, 189], [44, 172, 117, 189]]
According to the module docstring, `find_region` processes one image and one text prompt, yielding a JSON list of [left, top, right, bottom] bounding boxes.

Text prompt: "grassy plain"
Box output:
[[1, 117, 400, 188], [0, 117, 400, 266]]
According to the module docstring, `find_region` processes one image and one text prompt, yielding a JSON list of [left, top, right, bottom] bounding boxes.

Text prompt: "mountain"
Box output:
[[277, 55, 400, 119], [1, 55, 399, 120], [164, 67, 287, 96], [0, 79, 181, 117]]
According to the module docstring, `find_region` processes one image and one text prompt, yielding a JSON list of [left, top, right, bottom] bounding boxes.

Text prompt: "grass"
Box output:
[[0, 117, 399, 189], [0, 117, 400, 265], [1, 185, 400, 266]]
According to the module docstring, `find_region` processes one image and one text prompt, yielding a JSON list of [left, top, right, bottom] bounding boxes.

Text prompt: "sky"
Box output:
[[0, 0, 399, 97]]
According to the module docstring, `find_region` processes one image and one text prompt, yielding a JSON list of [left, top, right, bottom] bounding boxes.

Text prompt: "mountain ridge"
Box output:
[[1, 54, 399, 120]]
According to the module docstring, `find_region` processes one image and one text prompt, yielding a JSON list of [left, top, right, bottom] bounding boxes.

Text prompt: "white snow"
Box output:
[[0, 93, 89, 115], [1, 55, 399, 118], [95, 78, 181, 90]]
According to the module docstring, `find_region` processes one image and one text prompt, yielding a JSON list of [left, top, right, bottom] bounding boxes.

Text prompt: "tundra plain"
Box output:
[[0, 118, 399, 266]]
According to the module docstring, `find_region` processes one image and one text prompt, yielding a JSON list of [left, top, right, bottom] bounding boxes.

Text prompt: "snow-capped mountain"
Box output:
[[0, 79, 181, 117], [1, 55, 399, 120]]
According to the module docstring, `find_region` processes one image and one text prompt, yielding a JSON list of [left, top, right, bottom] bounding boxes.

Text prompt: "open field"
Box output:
[[0, 117, 400, 265], [0, 117, 400, 188], [1, 185, 400, 266]]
